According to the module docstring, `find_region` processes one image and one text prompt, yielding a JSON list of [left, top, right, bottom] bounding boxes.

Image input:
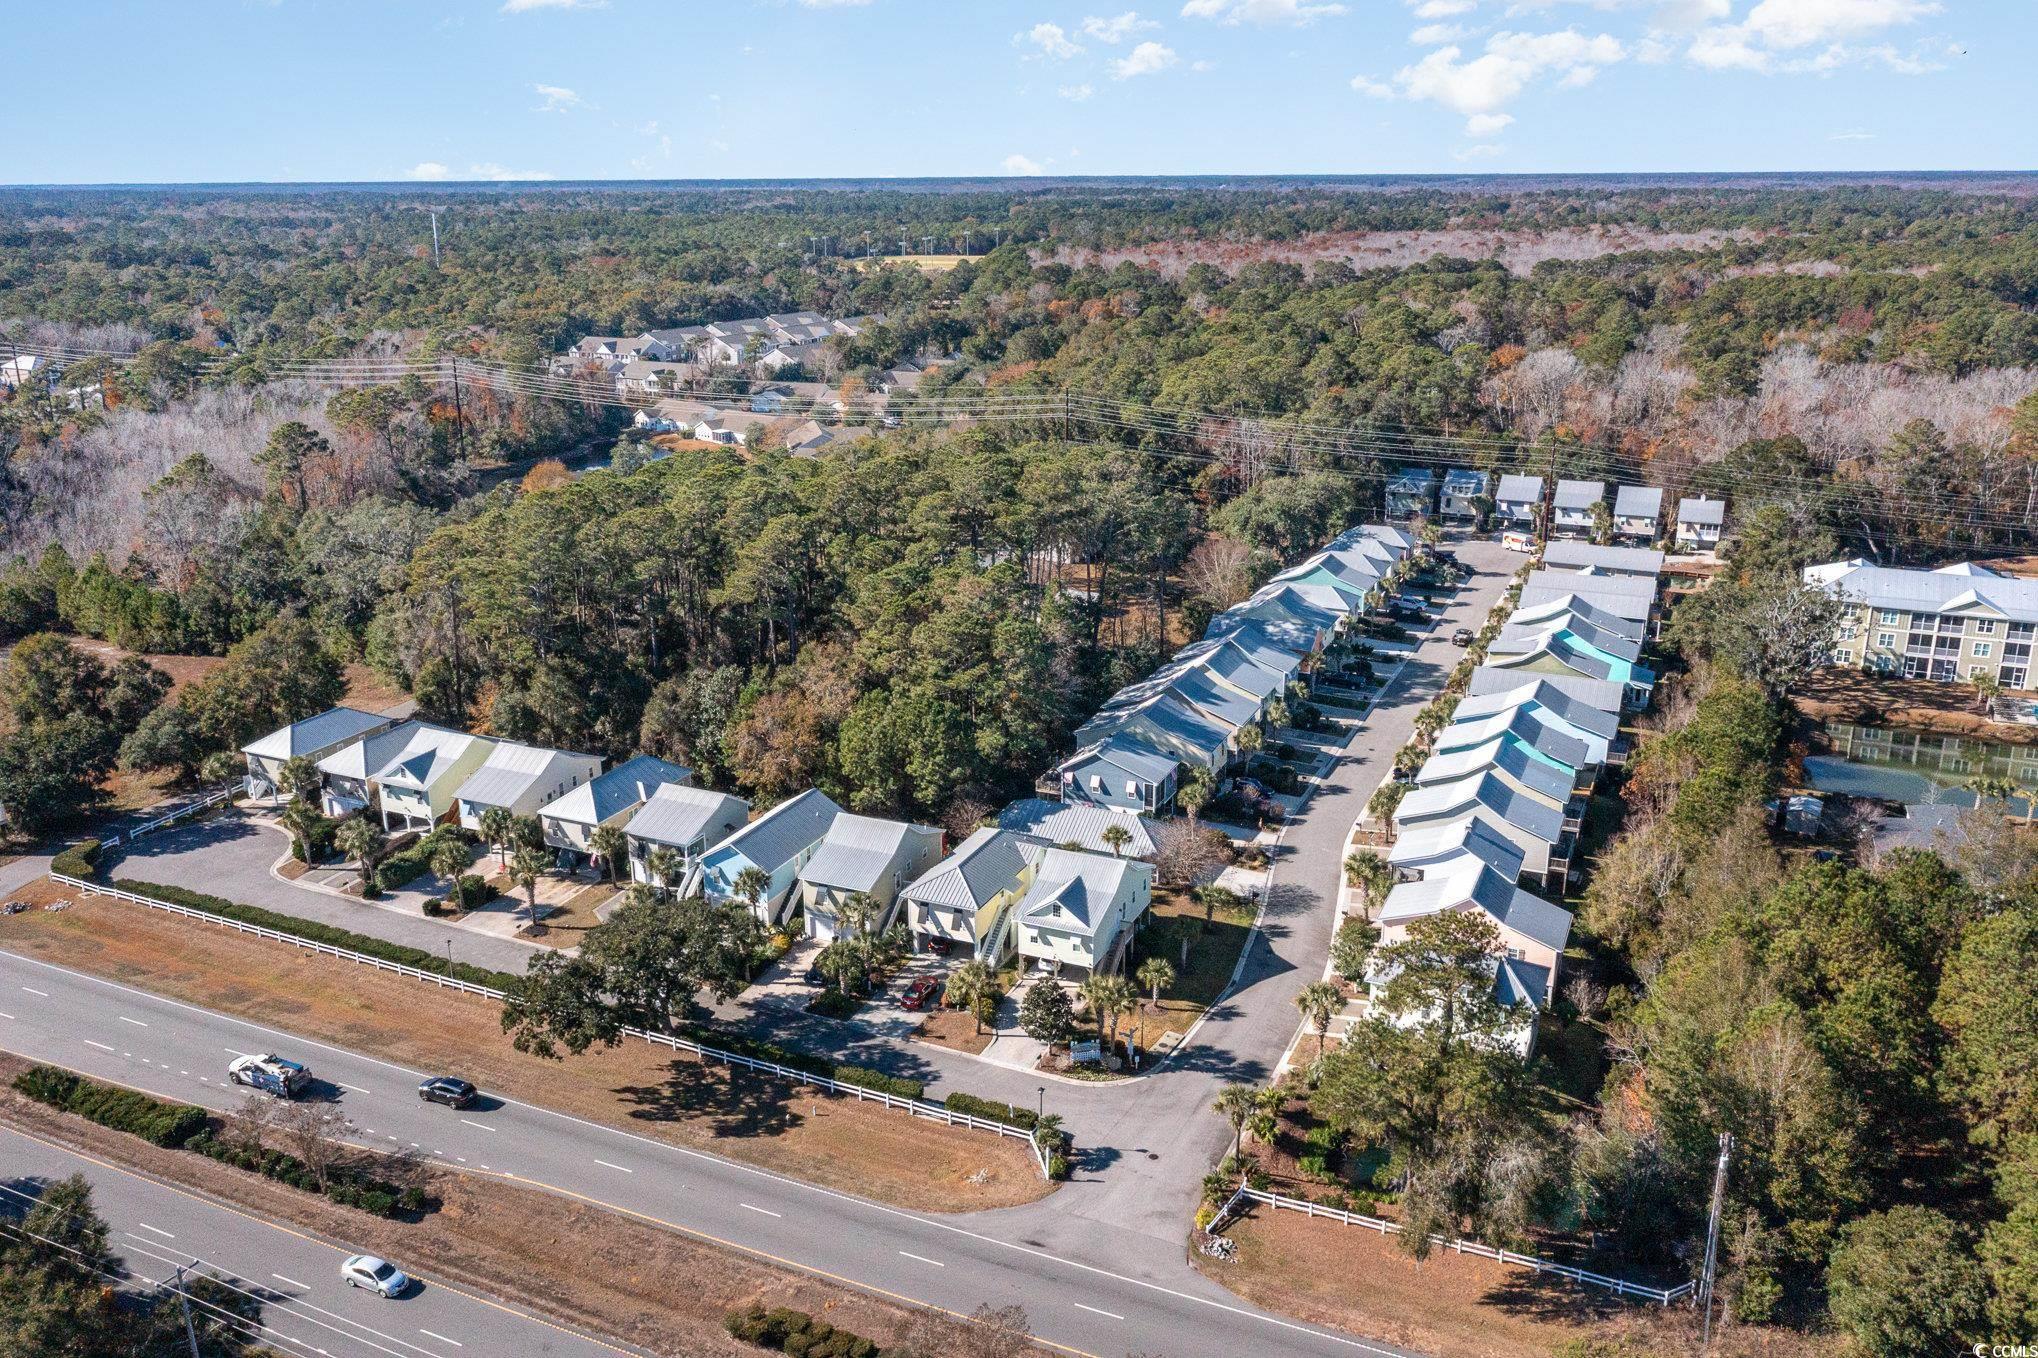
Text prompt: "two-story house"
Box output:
[[693, 787, 844, 924], [1550, 480, 1606, 539], [623, 784, 750, 894], [1806, 560, 2038, 690], [1611, 485, 1663, 543], [1384, 467, 1439, 522], [538, 754, 693, 861], [1675, 496, 1726, 551], [1494, 473, 1543, 529], [795, 814, 943, 942], [1012, 847, 1154, 980], [241, 707, 396, 801], [1440, 468, 1489, 523], [454, 743, 604, 834]]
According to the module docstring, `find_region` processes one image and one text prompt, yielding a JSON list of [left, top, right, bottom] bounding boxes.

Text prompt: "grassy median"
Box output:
[[0, 881, 1050, 1214]]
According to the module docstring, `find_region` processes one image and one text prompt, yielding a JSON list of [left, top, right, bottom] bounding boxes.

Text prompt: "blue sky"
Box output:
[[3, 0, 2028, 183]]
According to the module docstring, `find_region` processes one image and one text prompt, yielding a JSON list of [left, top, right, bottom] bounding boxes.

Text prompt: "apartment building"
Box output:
[[1806, 560, 2038, 690]]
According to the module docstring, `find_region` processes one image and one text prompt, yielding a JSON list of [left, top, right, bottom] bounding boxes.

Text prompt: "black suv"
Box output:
[[417, 1076, 478, 1109]]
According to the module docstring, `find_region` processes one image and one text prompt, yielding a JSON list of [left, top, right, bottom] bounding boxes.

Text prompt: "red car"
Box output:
[[901, 977, 942, 1011]]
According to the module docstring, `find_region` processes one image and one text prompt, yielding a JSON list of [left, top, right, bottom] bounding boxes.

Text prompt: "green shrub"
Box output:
[[724, 1306, 879, 1358], [805, 990, 862, 1020], [109, 879, 519, 991], [455, 873, 490, 908], [291, 816, 338, 864], [943, 1090, 1038, 1131], [13, 1065, 206, 1147], [188, 1133, 420, 1218], [49, 839, 101, 879], [1047, 1152, 1069, 1180], [374, 828, 468, 894], [832, 1066, 924, 1100]]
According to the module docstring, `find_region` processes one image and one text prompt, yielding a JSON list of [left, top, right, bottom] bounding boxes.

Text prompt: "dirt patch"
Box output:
[[914, 1006, 993, 1056], [276, 858, 311, 881], [0, 1062, 1040, 1358], [1791, 667, 2038, 747], [1198, 1206, 1819, 1358], [0, 886, 1051, 1214], [340, 663, 409, 715]]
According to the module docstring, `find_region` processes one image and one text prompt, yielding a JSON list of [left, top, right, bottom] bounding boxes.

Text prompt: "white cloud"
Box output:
[[1080, 10, 1158, 42], [532, 83, 581, 113], [1059, 81, 1097, 99], [1743, 0, 1938, 48], [1350, 73, 1397, 97], [1180, 0, 1346, 25], [1192, 57, 1217, 69], [1111, 39, 1179, 76], [408, 162, 452, 180], [1411, 0, 1475, 16], [1396, 29, 1624, 116], [1018, 22, 1084, 57], [1003, 153, 1049, 175], [1411, 22, 1468, 43], [500, 0, 604, 11], [1829, 128, 1875, 140], [1466, 111, 1514, 135], [1651, 0, 1731, 29]]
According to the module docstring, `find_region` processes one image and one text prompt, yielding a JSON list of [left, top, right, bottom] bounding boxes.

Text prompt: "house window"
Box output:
[[1970, 665, 1992, 680], [1876, 632, 1895, 650], [1879, 609, 1900, 625], [1975, 642, 1994, 659], [1976, 619, 1999, 635]]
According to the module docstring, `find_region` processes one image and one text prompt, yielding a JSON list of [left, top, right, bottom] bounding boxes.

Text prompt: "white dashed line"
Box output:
[[591, 1159, 632, 1173], [20, 987, 47, 997], [0, 1011, 13, 1020], [740, 1203, 781, 1218], [118, 1016, 148, 1027], [136, 1223, 174, 1239], [83, 1039, 115, 1051], [458, 1119, 494, 1132], [272, 1273, 308, 1290], [898, 1251, 945, 1268], [418, 1329, 463, 1348], [1074, 1303, 1126, 1320], [341, 1083, 369, 1094]]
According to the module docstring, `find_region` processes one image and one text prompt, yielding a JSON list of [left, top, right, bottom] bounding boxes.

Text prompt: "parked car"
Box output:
[[227, 1053, 311, 1100], [417, 1076, 477, 1109], [1451, 627, 1475, 646], [341, 1255, 410, 1298], [922, 935, 953, 956], [900, 976, 942, 1011]]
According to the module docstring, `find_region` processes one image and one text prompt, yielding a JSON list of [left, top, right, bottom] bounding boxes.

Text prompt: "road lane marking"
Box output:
[[119, 1015, 148, 1027], [458, 1119, 494, 1132], [84, 1039, 115, 1051], [137, 1223, 175, 1239], [740, 1203, 781, 1218], [0, 950, 1394, 1357], [591, 1159, 633, 1173], [20, 986, 46, 996], [1074, 1303, 1125, 1320], [418, 1330, 464, 1348], [273, 1273, 309, 1290], [898, 1251, 945, 1268], [342, 1082, 369, 1093]]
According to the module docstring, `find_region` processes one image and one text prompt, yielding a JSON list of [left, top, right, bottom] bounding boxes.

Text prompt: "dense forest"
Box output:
[[4, 181, 2038, 1348]]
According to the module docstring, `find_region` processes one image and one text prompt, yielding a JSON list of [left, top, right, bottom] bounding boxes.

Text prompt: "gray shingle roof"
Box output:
[[800, 814, 936, 893], [1398, 770, 1567, 844], [996, 799, 1158, 858], [1496, 473, 1543, 503], [1379, 851, 1572, 952], [1539, 541, 1666, 576], [624, 784, 749, 847], [903, 827, 1044, 911], [243, 707, 392, 761], [712, 786, 843, 872], [1015, 847, 1148, 936], [1455, 678, 1621, 739], [1553, 479, 1605, 511], [1521, 569, 1657, 621], [1418, 735, 1575, 803], [1466, 667, 1627, 715], [1386, 815, 1527, 881], [542, 754, 692, 827], [1613, 485, 1663, 519], [1509, 593, 1646, 643], [1678, 496, 1726, 526]]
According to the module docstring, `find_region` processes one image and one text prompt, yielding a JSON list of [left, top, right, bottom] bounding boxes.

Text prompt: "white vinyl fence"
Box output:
[[51, 874, 1052, 1175], [1212, 1186, 1693, 1306], [101, 787, 234, 850]]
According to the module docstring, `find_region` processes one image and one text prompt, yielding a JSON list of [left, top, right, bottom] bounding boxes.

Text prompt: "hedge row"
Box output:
[[725, 1305, 883, 1358], [674, 1023, 926, 1102], [374, 828, 470, 894], [13, 1066, 208, 1148], [186, 1132, 426, 1219], [108, 879, 521, 992], [49, 839, 101, 879], [942, 1090, 1038, 1132]]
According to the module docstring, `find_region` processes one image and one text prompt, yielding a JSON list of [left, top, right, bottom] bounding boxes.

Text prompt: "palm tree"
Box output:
[[277, 754, 321, 803], [732, 866, 772, 918], [1245, 1087, 1282, 1149], [508, 844, 549, 931], [1343, 850, 1393, 909], [1079, 973, 1136, 1056], [646, 846, 682, 898], [1100, 823, 1132, 857], [816, 940, 863, 997], [1031, 1111, 1065, 1156], [198, 749, 239, 791], [1177, 769, 1214, 823], [478, 806, 513, 868], [428, 835, 471, 904], [1212, 1083, 1258, 1167], [1264, 697, 1290, 730], [1294, 980, 1342, 1061], [333, 816, 383, 896], [1973, 670, 2004, 716], [1236, 724, 1264, 756], [1135, 956, 1176, 1049], [946, 959, 996, 1035], [279, 797, 324, 864], [589, 824, 626, 883]]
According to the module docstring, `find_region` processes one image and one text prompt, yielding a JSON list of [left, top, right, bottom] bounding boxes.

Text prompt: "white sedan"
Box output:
[[340, 1254, 410, 1298]]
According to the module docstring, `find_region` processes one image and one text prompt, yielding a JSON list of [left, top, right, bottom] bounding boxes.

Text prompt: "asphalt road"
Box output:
[[0, 947, 1421, 1358], [0, 1121, 629, 1358]]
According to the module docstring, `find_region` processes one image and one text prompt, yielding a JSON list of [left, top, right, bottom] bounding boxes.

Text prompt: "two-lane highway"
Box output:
[[0, 947, 1421, 1358], [0, 1122, 629, 1357]]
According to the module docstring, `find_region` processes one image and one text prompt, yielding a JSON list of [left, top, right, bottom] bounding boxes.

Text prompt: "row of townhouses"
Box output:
[[1371, 540, 1671, 1056], [1044, 522, 1421, 816], [1386, 468, 1725, 551], [553, 311, 881, 382], [1806, 558, 2038, 690]]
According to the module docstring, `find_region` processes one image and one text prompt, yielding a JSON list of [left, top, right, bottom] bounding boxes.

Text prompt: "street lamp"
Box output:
[[1037, 1086, 1045, 1121]]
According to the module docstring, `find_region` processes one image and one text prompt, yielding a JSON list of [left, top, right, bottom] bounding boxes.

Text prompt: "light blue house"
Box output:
[[1074, 691, 1233, 776], [1050, 738, 1180, 813], [1271, 552, 1384, 614], [693, 787, 844, 924]]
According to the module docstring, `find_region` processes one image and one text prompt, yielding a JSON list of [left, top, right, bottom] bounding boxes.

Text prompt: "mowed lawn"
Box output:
[[0, 883, 1050, 1213], [1122, 887, 1257, 1043]]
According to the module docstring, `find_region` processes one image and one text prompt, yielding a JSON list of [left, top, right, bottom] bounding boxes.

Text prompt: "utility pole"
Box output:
[[447, 356, 467, 461], [171, 1263, 202, 1358], [1698, 1132, 1733, 1347], [426, 207, 442, 268]]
